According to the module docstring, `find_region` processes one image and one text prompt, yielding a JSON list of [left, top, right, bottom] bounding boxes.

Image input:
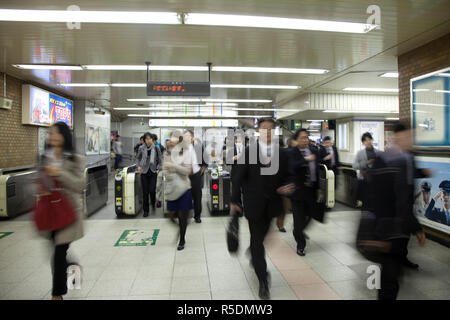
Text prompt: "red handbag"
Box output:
[[33, 177, 78, 231]]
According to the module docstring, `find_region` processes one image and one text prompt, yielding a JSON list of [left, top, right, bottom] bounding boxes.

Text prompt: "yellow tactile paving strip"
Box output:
[[264, 229, 341, 300]]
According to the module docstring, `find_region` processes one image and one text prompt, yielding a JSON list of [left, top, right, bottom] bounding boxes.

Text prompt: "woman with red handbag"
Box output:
[[34, 122, 85, 300]]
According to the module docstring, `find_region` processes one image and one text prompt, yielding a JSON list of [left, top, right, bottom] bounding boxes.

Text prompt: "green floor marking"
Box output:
[[0, 232, 13, 240], [114, 229, 160, 247]]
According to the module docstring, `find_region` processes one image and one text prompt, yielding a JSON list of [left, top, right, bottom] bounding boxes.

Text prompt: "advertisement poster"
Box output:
[[24, 85, 73, 128], [414, 156, 450, 234], [411, 67, 450, 148], [360, 122, 380, 149], [86, 125, 100, 155], [99, 127, 110, 154]]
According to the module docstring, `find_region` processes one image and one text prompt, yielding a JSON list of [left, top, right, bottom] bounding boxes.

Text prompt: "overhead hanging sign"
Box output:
[[147, 81, 211, 96], [22, 85, 73, 128]]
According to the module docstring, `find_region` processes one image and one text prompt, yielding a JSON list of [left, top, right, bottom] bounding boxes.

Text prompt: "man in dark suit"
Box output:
[[231, 118, 294, 300], [366, 122, 428, 299], [289, 129, 322, 256], [425, 180, 450, 226], [319, 136, 340, 177]]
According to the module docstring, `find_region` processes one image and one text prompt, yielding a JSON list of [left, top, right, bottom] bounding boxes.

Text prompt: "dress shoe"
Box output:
[[401, 259, 419, 269], [258, 278, 270, 300], [143, 212, 149, 217], [278, 227, 287, 233], [296, 246, 306, 256], [195, 217, 202, 223], [177, 242, 185, 251]]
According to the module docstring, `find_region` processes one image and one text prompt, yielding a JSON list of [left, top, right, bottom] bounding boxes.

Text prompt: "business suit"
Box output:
[[425, 200, 450, 225], [232, 142, 292, 283], [289, 146, 321, 251], [367, 150, 425, 299], [189, 143, 207, 220]]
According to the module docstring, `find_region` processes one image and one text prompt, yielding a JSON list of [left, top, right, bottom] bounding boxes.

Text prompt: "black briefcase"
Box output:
[[226, 211, 240, 254]]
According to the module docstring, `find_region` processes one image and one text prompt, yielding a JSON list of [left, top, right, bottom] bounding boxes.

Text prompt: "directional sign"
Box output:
[[147, 81, 210, 96]]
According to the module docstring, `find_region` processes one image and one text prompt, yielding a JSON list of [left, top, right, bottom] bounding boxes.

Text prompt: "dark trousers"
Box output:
[[189, 171, 203, 219], [248, 212, 272, 283], [141, 170, 157, 213], [291, 187, 315, 249], [378, 238, 409, 300], [114, 154, 122, 170], [52, 242, 70, 296], [178, 211, 189, 245]]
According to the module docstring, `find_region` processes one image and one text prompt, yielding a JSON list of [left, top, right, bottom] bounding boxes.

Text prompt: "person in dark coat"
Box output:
[[319, 136, 340, 177], [231, 118, 294, 300], [425, 180, 450, 226], [366, 122, 428, 300], [289, 129, 322, 256]]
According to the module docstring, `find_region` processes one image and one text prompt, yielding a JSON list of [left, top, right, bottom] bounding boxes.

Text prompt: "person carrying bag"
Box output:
[[161, 130, 193, 251], [33, 122, 85, 300]]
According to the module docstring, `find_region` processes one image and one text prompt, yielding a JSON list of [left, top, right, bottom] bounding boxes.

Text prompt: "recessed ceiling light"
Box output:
[[184, 13, 377, 33], [13, 64, 83, 70], [211, 84, 300, 89], [0, 9, 179, 24], [213, 66, 328, 74], [59, 83, 109, 87], [342, 87, 399, 93], [379, 72, 399, 78]]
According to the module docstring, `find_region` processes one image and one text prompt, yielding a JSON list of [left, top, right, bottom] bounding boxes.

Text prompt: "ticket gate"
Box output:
[[84, 165, 108, 217], [0, 166, 38, 218], [319, 164, 335, 209], [115, 165, 142, 217], [206, 165, 231, 215]]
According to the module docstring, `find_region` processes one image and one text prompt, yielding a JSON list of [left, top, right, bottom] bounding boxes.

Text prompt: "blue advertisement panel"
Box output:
[[414, 156, 450, 235], [24, 85, 73, 128]]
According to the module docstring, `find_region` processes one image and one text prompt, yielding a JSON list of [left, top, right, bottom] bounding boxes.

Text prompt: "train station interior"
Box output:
[[0, 1, 449, 302]]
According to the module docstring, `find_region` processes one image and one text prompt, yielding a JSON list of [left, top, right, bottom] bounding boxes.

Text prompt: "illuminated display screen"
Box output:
[[147, 81, 210, 96], [22, 85, 73, 128]]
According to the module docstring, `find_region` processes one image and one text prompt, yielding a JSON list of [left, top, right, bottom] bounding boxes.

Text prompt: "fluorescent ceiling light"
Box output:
[[413, 89, 430, 92], [213, 66, 327, 74], [203, 99, 272, 103], [0, 9, 179, 24], [59, 83, 109, 87], [379, 72, 399, 78], [414, 102, 447, 107], [435, 90, 450, 93], [323, 110, 398, 114], [437, 73, 450, 77], [307, 120, 324, 122], [185, 13, 376, 33], [232, 108, 299, 112], [385, 118, 399, 120], [128, 114, 267, 118], [342, 87, 399, 93], [85, 65, 207, 71], [111, 83, 146, 87], [13, 64, 82, 70], [114, 107, 173, 111], [211, 84, 300, 89], [128, 98, 272, 103]]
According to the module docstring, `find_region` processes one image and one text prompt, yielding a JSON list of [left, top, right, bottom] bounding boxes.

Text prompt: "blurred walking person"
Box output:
[[34, 122, 85, 300], [231, 118, 294, 299], [163, 130, 194, 250], [112, 134, 123, 171]]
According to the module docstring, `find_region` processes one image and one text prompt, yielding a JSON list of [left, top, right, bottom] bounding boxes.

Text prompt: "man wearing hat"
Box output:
[[414, 182, 432, 217], [425, 180, 450, 226]]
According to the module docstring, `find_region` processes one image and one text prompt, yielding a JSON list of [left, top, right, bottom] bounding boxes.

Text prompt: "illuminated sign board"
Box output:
[[22, 85, 73, 128], [147, 81, 211, 96]]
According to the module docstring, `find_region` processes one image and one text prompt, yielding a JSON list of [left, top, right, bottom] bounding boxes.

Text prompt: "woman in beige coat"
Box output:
[[37, 122, 85, 300]]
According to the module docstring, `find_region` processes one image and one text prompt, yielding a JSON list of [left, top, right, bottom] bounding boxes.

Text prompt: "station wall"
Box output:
[[398, 33, 450, 126]]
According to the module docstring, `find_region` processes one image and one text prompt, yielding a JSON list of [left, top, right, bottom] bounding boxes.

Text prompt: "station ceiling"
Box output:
[[0, 0, 449, 122]]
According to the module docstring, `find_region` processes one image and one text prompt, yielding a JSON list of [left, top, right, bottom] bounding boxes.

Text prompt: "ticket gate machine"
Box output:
[[115, 165, 142, 217], [319, 164, 335, 209], [206, 165, 231, 215]]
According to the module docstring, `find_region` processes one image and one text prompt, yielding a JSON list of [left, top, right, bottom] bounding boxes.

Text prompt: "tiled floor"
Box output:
[[1, 207, 449, 300]]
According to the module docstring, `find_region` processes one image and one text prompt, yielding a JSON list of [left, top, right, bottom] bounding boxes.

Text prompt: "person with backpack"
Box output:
[[137, 132, 162, 216], [34, 122, 85, 300]]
